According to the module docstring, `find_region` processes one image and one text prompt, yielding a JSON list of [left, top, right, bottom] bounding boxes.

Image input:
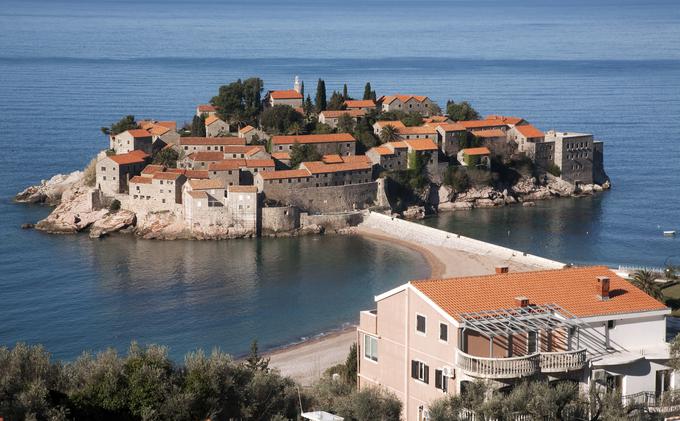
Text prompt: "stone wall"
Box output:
[[300, 211, 364, 231], [261, 206, 299, 234], [262, 182, 378, 214]]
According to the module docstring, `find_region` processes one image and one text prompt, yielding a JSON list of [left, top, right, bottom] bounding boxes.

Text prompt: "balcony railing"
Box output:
[[457, 348, 587, 379]]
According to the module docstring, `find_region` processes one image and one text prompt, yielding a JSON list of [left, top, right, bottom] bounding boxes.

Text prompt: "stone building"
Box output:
[[378, 94, 438, 116], [471, 129, 512, 158], [109, 129, 153, 155], [180, 152, 225, 170], [432, 122, 466, 157], [205, 115, 230, 137], [270, 133, 357, 156], [265, 90, 303, 108], [507, 124, 552, 168], [96, 150, 149, 195], [344, 99, 377, 112], [546, 131, 598, 184], [226, 185, 258, 230], [318, 109, 366, 129], [366, 145, 407, 174], [238, 125, 268, 143], [458, 147, 491, 169], [207, 160, 243, 187], [196, 104, 217, 117], [394, 126, 437, 141], [223, 145, 269, 160], [138, 120, 180, 148], [128, 171, 186, 210], [373, 120, 406, 137], [179, 137, 246, 154], [183, 179, 227, 225]]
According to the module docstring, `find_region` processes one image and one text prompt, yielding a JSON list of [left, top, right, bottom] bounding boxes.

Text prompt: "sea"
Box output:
[[1, 0, 679, 360]]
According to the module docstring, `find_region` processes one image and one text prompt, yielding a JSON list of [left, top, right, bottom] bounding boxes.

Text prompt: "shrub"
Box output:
[[443, 166, 470, 192], [83, 157, 97, 187], [153, 148, 179, 168], [468, 168, 492, 188], [547, 163, 561, 177], [109, 200, 121, 212]]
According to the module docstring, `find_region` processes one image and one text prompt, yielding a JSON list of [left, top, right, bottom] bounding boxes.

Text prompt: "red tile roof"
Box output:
[[108, 150, 149, 165], [384, 141, 409, 150], [320, 109, 366, 118], [180, 137, 245, 146], [344, 99, 376, 108], [153, 172, 183, 180], [380, 94, 429, 104], [129, 175, 152, 184], [405, 138, 438, 151], [187, 190, 208, 199], [300, 160, 372, 174], [156, 121, 177, 131], [166, 169, 209, 179], [272, 152, 291, 160], [187, 152, 225, 162], [258, 169, 311, 180], [208, 160, 245, 171], [485, 115, 525, 125], [374, 120, 406, 129], [472, 129, 506, 138], [396, 126, 437, 135], [239, 125, 255, 134], [127, 129, 152, 138], [141, 164, 164, 175], [245, 159, 276, 168], [205, 115, 221, 126], [411, 266, 668, 320], [269, 89, 303, 100], [228, 185, 257, 193], [457, 119, 508, 130], [322, 154, 344, 164], [370, 146, 394, 156], [433, 122, 466, 132], [463, 147, 491, 156], [147, 125, 170, 136], [271, 133, 356, 145], [515, 124, 545, 138], [188, 179, 225, 190], [197, 104, 216, 112]]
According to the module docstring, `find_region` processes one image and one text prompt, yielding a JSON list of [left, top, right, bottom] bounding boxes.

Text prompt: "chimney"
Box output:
[[495, 266, 510, 274], [515, 296, 530, 307], [596, 276, 610, 301]]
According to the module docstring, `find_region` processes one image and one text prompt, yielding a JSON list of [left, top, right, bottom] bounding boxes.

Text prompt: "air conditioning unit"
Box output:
[[592, 369, 606, 382], [442, 366, 455, 378]]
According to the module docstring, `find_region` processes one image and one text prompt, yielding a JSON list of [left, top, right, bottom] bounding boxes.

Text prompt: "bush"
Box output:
[[443, 166, 470, 192], [109, 199, 121, 212], [290, 142, 322, 168], [261, 104, 304, 135], [468, 168, 492, 188], [152, 148, 179, 168], [547, 163, 561, 177], [83, 157, 97, 187]]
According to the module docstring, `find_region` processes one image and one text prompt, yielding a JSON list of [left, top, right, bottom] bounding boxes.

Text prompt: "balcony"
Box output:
[[457, 348, 587, 379]]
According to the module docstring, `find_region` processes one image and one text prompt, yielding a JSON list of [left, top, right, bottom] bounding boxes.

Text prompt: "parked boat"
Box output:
[[663, 230, 676, 237]]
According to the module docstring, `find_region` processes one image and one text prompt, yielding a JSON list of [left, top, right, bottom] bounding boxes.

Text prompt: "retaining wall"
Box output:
[[263, 182, 377, 214], [301, 211, 364, 231], [360, 212, 564, 269]]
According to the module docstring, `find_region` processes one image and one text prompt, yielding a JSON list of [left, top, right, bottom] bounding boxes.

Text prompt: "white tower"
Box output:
[[294, 75, 301, 93]]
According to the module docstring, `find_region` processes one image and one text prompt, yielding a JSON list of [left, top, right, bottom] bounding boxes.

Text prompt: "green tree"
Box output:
[[315, 79, 327, 112], [446, 100, 481, 121], [363, 82, 372, 100], [337, 113, 355, 133], [631, 270, 663, 300], [191, 114, 206, 137], [153, 148, 179, 168], [344, 343, 357, 385], [303, 95, 315, 117], [400, 111, 423, 127], [379, 125, 400, 143], [106, 115, 138, 135], [342, 84, 348, 100], [300, 80, 305, 98], [443, 166, 471, 192], [260, 105, 304, 135], [313, 122, 334, 134], [327, 91, 346, 110], [245, 340, 270, 372], [290, 142, 322, 168], [287, 121, 303, 135], [211, 77, 263, 127]]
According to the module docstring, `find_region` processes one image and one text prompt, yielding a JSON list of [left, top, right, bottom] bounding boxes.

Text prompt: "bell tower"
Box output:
[[294, 75, 301, 93]]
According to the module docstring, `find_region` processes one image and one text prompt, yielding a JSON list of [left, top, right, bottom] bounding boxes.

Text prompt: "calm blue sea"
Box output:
[[1, 0, 679, 360]]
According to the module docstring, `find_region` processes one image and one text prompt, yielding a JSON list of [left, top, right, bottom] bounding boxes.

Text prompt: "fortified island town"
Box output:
[[15, 78, 680, 421]]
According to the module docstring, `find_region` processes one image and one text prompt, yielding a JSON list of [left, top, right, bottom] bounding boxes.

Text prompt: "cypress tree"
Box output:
[[363, 82, 372, 100], [342, 84, 348, 100], [300, 80, 305, 98], [315, 79, 327, 112]]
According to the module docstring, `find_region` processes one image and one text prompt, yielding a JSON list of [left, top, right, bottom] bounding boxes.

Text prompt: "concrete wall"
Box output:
[[263, 182, 378, 214], [359, 212, 565, 269], [206, 120, 230, 137], [226, 190, 257, 230]]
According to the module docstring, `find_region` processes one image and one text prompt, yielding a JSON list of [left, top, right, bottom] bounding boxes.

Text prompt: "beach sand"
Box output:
[[267, 224, 545, 385]]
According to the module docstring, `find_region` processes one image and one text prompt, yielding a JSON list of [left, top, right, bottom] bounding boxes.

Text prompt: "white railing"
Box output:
[[540, 348, 587, 372], [457, 350, 539, 379], [457, 348, 587, 379]]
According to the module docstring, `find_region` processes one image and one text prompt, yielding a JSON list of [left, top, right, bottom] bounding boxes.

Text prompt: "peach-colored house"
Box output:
[[358, 266, 673, 421]]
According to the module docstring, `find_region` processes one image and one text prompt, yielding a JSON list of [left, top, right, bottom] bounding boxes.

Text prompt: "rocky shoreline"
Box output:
[[15, 170, 610, 239]]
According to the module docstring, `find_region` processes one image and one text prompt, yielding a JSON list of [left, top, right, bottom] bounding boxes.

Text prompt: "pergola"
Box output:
[[458, 303, 587, 356]]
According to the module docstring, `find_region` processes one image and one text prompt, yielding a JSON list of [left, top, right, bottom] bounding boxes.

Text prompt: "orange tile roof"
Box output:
[[271, 133, 356, 145], [340, 155, 371, 164], [405, 138, 438, 151], [129, 175, 152, 184], [411, 266, 668, 320], [272, 152, 291, 160], [208, 160, 245, 171], [301, 160, 372, 174], [127, 129, 152, 138], [322, 154, 344, 164], [457, 119, 509, 130], [384, 141, 409, 150], [187, 190, 208, 199], [463, 147, 491, 156], [344, 99, 376, 108], [424, 116, 450, 123], [320, 109, 366, 118], [472, 129, 506, 138], [374, 120, 406, 129], [245, 146, 266, 157], [108, 150, 149, 165], [141, 164, 164, 175], [485, 115, 525, 125], [245, 159, 275, 168], [156, 121, 177, 131], [205, 115, 221, 126], [269, 89, 303, 100], [380, 94, 429, 104], [396, 126, 437, 136], [228, 185, 257, 193], [197, 104, 216, 112], [188, 178, 225, 190], [515, 124, 544, 138], [147, 125, 170, 136], [433, 122, 466, 132], [187, 152, 224, 162], [180, 137, 245, 146], [258, 169, 311, 180], [153, 172, 183, 180], [239, 125, 255, 134], [165, 168, 209, 179], [370, 146, 394, 156]]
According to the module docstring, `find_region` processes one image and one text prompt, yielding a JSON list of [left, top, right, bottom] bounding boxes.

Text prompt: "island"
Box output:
[[16, 76, 610, 239]]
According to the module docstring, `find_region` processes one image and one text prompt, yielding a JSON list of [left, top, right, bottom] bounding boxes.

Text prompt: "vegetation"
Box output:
[[190, 114, 206, 137], [547, 163, 562, 177], [443, 166, 470, 192], [260, 105, 304, 135], [337, 113, 356, 133], [342, 84, 349, 100], [327, 91, 345, 111], [312, 122, 334, 135], [152, 148, 179, 168], [101, 115, 138, 136], [400, 111, 423, 127], [630, 270, 664, 301], [303, 95, 315, 117], [211, 77, 263, 127], [445, 100, 480, 121], [83, 157, 97, 187], [109, 199, 121, 212], [363, 82, 376, 101], [379, 125, 400, 143], [290, 142, 322, 168], [315, 79, 327, 112]]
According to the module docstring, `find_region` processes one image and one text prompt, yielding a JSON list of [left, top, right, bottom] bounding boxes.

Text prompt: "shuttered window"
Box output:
[[411, 360, 429, 384], [435, 369, 448, 392]]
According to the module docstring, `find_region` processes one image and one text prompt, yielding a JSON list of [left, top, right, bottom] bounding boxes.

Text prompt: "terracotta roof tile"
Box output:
[[147, 125, 170, 136], [344, 99, 376, 108], [187, 152, 224, 162], [127, 129, 152, 138], [300, 160, 372, 174], [258, 169, 311, 180], [208, 160, 245, 171], [228, 185, 257, 193], [180, 137, 245, 146], [405, 138, 438, 151], [197, 104, 216, 112], [411, 266, 668, 320], [463, 147, 491, 156], [485, 115, 525, 125], [188, 178, 225, 190], [374, 120, 406, 129], [187, 190, 208, 199], [272, 152, 291, 160], [322, 154, 344, 164], [269, 89, 303, 100], [515, 124, 544, 138], [165, 169, 209, 179], [434, 122, 466, 132], [397, 126, 437, 136], [205, 115, 221, 126], [129, 175, 152, 184], [141, 164, 164, 175], [245, 159, 275, 168], [380, 94, 429, 104], [320, 109, 366, 118], [472, 129, 506, 138], [153, 172, 183, 180], [271, 133, 356, 145], [239, 125, 255, 134], [370, 146, 394, 156], [458, 119, 508, 130], [108, 150, 149, 165]]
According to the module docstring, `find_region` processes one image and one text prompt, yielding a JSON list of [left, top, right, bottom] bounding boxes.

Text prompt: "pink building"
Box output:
[[358, 266, 672, 421]]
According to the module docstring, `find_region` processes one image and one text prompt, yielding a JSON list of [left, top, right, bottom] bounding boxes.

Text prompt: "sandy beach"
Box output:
[[267, 218, 556, 385]]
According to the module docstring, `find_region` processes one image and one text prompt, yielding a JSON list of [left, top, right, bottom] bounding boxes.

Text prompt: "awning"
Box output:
[[302, 411, 344, 421]]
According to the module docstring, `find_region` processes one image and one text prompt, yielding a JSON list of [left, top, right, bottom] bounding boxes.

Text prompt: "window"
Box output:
[[416, 314, 426, 334], [528, 331, 538, 354], [656, 370, 671, 397], [364, 334, 378, 362], [101, 166, 106, 171], [411, 360, 429, 383], [439, 323, 448, 342], [435, 369, 448, 392], [161, 199, 166, 203]]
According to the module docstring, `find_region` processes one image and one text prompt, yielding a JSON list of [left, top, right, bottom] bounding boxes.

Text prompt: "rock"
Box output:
[[511, 177, 538, 195], [522, 201, 536, 207], [592, 184, 603, 192], [524, 188, 552, 201], [15, 171, 83, 205], [546, 175, 576, 197], [21, 223, 34, 229], [579, 184, 594, 195], [602, 180, 611, 189], [35, 181, 105, 234], [136, 211, 190, 240], [438, 185, 454, 203], [474, 198, 497, 208], [504, 195, 517, 205], [403, 205, 426, 220], [89, 210, 136, 238], [299, 224, 324, 235]]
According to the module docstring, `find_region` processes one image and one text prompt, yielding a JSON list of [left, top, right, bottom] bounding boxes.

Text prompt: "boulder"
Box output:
[[299, 224, 324, 235], [512, 177, 538, 195], [504, 195, 517, 205], [522, 201, 536, 207], [21, 223, 34, 229], [602, 180, 612, 190], [89, 210, 136, 238], [546, 175, 576, 197], [136, 211, 189, 240], [592, 184, 603, 192], [475, 198, 498, 208], [579, 184, 594, 195], [403, 205, 426, 220], [15, 171, 83, 205], [35, 181, 105, 234], [438, 185, 454, 203]]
